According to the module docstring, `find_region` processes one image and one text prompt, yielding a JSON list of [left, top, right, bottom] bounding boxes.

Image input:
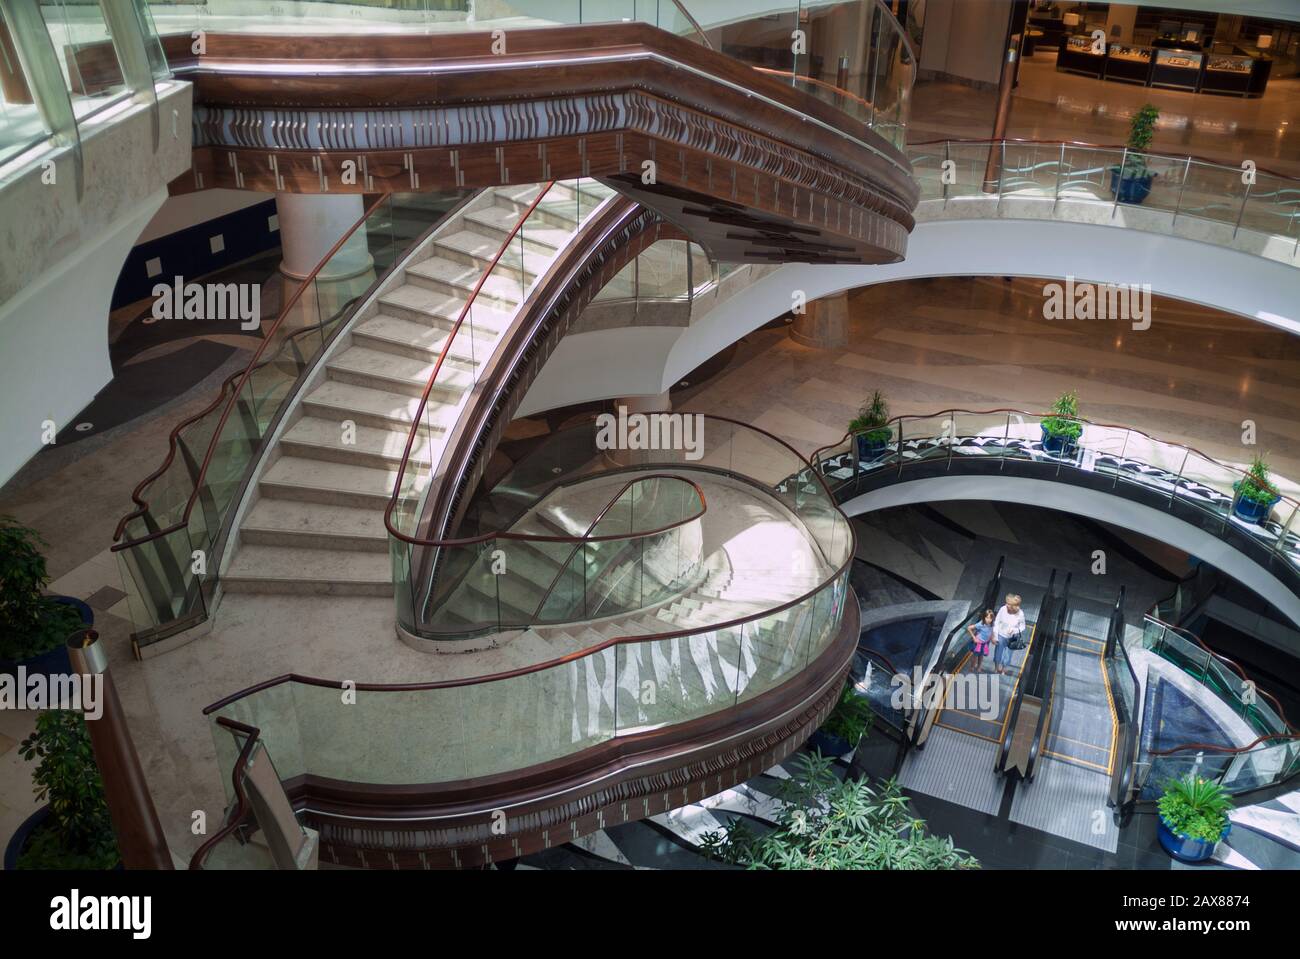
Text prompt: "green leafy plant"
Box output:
[[1157, 774, 1233, 845], [17, 710, 120, 870], [1233, 454, 1280, 507], [1123, 104, 1160, 177], [849, 390, 892, 444], [1041, 390, 1083, 442], [698, 752, 978, 870], [820, 683, 874, 745], [0, 515, 83, 662]]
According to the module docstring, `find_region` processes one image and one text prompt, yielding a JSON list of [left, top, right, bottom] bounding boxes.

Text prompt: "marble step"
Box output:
[[259, 455, 401, 510], [404, 255, 527, 311], [223, 544, 392, 596], [464, 204, 573, 250], [278, 415, 431, 471], [433, 228, 552, 277], [301, 379, 453, 433], [377, 282, 514, 334], [351, 313, 484, 365], [240, 499, 388, 552], [326, 345, 473, 401]]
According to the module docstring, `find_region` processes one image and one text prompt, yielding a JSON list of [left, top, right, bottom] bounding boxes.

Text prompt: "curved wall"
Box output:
[[838, 474, 1300, 631], [517, 215, 1300, 416]]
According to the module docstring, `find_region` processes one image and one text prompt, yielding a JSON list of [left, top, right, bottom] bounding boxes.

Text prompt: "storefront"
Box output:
[[1032, 3, 1292, 99]]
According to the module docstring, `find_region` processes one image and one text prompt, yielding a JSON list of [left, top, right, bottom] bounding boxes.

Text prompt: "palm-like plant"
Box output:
[[1234, 453, 1279, 506], [699, 752, 978, 870], [849, 390, 892, 444], [1158, 774, 1233, 844], [1042, 390, 1083, 442], [1125, 104, 1160, 178], [821, 683, 874, 745]]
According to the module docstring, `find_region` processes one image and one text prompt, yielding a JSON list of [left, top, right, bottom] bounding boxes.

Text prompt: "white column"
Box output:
[[274, 193, 377, 335], [274, 193, 374, 282]]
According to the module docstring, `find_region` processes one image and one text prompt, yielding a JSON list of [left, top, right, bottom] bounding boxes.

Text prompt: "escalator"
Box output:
[[996, 571, 1070, 783]]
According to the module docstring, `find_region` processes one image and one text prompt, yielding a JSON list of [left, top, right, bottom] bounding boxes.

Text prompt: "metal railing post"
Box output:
[[1052, 142, 1065, 210], [1233, 180, 1253, 239], [1111, 148, 1128, 219], [1172, 156, 1191, 225]]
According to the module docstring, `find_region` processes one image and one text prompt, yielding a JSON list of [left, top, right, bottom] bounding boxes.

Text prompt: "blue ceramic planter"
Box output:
[[1109, 167, 1157, 204], [1157, 814, 1230, 863], [855, 433, 890, 463], [0, 596, 92, 679], [3, 805, 50, 871], [1233, 492, 1280, 525], [1040, 426, 1078, 457]]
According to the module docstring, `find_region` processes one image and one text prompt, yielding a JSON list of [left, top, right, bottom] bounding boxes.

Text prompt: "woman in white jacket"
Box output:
[[992, 594, 1026, 675]]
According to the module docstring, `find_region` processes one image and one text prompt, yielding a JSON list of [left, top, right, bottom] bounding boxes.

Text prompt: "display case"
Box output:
[[1151, 48, 1203, 91], [1104, 44, 1153, 85], [1057, 35, 1106, 78], [1201, 54, 1254, 95]]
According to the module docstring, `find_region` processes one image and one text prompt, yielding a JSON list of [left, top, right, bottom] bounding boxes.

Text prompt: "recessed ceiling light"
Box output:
[[74, 422, 93, 432]]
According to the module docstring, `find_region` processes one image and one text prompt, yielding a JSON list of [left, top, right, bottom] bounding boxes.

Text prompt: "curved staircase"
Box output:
[[223, 181, 613, 597]]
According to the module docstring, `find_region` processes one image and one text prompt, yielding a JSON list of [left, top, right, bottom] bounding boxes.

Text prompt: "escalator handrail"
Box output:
[[997, 571, 1057, 773], [1025, 575, 1071, 780], [908, 556, 1005, 745]]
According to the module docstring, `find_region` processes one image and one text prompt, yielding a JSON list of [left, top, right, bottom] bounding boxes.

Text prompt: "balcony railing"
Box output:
[[811, 409, 1300, 576], [907, 138, 1300, 260]]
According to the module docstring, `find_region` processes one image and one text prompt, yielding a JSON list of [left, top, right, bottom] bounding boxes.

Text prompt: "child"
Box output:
[[968, 609, 996, 673]]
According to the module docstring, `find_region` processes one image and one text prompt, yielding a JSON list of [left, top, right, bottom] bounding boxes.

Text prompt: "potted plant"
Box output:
[[699, 752, 978, 869], [1232, 454, 1281, 525], [849, 390, 893, 462], [0, 516, 91, 678], [1040, 390, 1084, 457], [4, 710, 121, 870], [1110, 104, 1160, 205], [806, 682, 874, 758], [1156, 774, 1233, 864]]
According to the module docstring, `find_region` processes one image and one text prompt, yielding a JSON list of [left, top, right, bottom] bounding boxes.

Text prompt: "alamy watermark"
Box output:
[[595, 406, 705, 461], [0, 670, 103, 720], [1042, 275, 1151, 331], [890, 667, 1001, 721], [151, 276, 261, 330]]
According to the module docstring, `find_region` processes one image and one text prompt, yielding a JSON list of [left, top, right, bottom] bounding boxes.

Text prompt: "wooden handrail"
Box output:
[[384, 181, 558, 548], [111, 193, 391, 548], [188, 717, 261, 870], [525, 473, 707, 622]]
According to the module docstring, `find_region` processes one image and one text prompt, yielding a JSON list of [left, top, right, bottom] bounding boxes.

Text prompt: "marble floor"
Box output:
[[912, 49, 1300, 177], [673, 275, 1300, 496]]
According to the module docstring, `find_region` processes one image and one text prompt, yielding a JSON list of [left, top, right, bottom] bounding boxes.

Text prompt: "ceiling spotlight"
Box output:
[[74, 422, 93, 432]]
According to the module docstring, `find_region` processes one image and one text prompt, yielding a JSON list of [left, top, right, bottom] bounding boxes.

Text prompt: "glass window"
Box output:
[[39, 0, 128, 120], [0, 5, 54, 167]]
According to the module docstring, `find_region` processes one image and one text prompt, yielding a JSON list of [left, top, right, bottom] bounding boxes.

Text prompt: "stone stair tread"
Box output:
[[464, 206, 571, 248], [379, 283, 513, 331], [243, 499, 386, 539], [225, 545, 391, 583], [328, 346, 474, 392], [303, 380, 445, 427], [436, 229, 551, 274], [354, 314, 483, 360], [262, 455, 398, 497], [405, 256, 526, 303], [283, 416, 431, 459]]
